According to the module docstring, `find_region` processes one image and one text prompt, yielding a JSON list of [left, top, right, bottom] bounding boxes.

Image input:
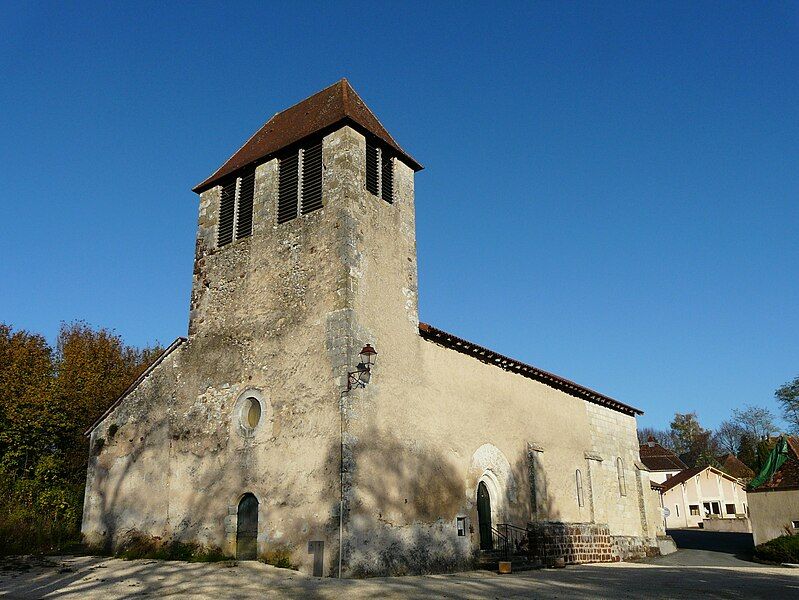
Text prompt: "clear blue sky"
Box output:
[[1, 2, 797, 431]]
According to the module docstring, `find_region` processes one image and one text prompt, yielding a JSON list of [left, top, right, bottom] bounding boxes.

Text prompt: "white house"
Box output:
[[660, 466, 748, 529]]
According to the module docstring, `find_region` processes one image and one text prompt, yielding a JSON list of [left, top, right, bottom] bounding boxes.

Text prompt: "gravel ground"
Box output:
[[1, 551, 797, 599]]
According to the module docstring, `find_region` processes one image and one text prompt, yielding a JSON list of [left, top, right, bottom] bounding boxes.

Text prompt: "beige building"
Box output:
[[82, 79, 661, 577], [748, 436, 799, 546], [660, 466, 748, 529]]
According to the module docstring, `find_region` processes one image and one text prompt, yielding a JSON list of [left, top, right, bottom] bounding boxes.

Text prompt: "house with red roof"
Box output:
[[748, 436, 799, 545]]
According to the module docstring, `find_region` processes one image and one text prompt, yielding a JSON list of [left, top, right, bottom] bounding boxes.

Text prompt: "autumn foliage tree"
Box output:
[[0, 322, 160, 555]]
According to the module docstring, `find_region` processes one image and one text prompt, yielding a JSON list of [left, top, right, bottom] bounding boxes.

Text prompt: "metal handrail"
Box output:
[[490, 523, 530, 559]]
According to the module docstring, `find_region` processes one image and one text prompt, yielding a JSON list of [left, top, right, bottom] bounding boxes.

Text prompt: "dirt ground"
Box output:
[[1, 552, 797, 599]]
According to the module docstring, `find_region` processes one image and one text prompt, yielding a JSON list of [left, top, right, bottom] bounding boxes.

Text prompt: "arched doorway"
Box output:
[[477, 481, 492, 550], [236, 493, 258, 560]]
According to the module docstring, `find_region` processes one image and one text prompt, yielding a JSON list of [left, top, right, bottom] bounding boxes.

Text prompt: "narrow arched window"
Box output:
[[576, 469, 584, 507], [617, 457, 627, 496]]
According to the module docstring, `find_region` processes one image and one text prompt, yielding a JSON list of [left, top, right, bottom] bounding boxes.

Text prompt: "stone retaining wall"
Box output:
[[527, 521, 657, 564]]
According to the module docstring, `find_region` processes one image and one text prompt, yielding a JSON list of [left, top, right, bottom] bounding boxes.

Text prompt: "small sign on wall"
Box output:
[[456, 516, 467, 536]]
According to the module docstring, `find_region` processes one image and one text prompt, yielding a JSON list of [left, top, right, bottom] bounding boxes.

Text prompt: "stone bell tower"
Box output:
[[81, 80, 425, 576], [187, 79, 423, 389]]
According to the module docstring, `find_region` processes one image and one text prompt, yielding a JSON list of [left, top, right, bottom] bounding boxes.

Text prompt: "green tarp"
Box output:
[[750, 436, 790, 489]]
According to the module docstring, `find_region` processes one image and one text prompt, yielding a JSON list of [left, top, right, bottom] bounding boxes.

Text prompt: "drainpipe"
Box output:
[[339, 389, 347, 578]]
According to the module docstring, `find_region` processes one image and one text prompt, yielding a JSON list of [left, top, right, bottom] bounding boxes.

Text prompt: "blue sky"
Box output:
[[1, 2, 797, 431]]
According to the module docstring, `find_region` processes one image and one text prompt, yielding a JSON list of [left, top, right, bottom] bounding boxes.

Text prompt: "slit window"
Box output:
[[576, 469, 584, 507], [217, 167, 255, 248], [365, 139, 394, 203], [278, 139, 324, 224], [616, 457, 627, 497]]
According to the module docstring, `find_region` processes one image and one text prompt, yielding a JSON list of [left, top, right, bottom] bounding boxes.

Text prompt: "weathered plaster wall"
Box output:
[[749, 489, 799, 545], [329, 127, 657, 575], [83, 123, 657, 578], [83, 127, 369, 575]]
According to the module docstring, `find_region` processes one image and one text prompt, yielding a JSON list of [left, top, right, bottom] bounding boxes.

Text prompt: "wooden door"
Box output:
[[477, 482, 492, 550], [236, 493, 258, 560]]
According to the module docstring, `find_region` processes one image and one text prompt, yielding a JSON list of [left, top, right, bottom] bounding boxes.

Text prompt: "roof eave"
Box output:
[[190, 117, 423, 195], [418, 322, 642, 417]]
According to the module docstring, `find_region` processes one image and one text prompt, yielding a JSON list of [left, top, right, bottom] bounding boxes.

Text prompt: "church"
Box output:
[[82, 79, 662, 577]]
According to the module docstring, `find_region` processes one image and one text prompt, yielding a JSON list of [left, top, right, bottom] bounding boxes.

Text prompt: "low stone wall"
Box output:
[[702, 518, 751, 533], [527, 521, 657, 564]]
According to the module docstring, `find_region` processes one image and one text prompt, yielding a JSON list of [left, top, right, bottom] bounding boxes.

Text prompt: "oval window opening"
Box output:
[[245, 397, 261, 429]]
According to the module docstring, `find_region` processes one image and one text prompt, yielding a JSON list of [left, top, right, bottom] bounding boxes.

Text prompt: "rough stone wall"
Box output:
[[83, 127, 369, 575], [83, 122, 658, 578], [527, 522, 614, 564]]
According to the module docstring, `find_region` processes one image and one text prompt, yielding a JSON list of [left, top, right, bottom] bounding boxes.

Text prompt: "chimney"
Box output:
[[647, 436, 655, 447]]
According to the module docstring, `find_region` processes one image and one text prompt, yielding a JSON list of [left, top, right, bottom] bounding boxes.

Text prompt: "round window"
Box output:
[[242, 397, 261, 430]]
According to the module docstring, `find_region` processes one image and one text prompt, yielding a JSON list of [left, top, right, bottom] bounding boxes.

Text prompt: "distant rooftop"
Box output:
[[639, 438, 688, 472], [193, 79, 422, 193]]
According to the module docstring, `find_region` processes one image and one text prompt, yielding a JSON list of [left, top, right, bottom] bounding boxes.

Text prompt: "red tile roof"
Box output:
[[193, 79, 422, 193], [418, 322, 642, 416], [749, 436, 799, 492], [716, 453, 755, 480], [639, 440, 688, 472]]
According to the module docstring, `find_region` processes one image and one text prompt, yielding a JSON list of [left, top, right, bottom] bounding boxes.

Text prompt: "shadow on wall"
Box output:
[[320, 426, 563, 577], [85, 411, 242, 556]]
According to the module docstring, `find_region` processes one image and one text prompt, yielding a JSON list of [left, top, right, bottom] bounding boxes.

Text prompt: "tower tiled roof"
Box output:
[[639, 439, 688, 472], [193, 79, 422, 193]]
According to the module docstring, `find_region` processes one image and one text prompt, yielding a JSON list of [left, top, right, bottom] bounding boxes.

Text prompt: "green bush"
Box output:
[[0, 469, 82, 556], [754, 534, 799, 564]]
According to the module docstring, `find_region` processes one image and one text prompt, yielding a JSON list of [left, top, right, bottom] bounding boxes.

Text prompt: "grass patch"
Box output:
[[260, 548, 299, 570], [754, 534, 799, 564], [116, 531, 230, 562]]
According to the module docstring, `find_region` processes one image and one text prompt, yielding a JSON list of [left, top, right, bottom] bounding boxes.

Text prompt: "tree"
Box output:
[[670, 412, 705, 456], [669, 412, 719, 468], [714, 420, 744, 456], [51, 322, 162, 479], [637, 427, 674, 450], [737, 433, 758, 470], [776, 375, 799, 434], [0, 321, 161, 554], [731, 404, 778, 441]]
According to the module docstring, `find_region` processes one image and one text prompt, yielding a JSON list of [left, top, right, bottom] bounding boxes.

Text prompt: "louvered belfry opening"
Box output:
[[277, 151, 299, 224], [236, 170, 255, 239], [381, 152, 393, 203], [217, 179, 237, 247], [300, 141, 323, 215], [217, 167, 256, 248], [278, 137, 323, 225], [366, 140, 379, 196], [365, 139, 393, 203]]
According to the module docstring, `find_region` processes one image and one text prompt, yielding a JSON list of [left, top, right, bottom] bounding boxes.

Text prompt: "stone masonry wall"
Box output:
[[526, 521, 655, 564]]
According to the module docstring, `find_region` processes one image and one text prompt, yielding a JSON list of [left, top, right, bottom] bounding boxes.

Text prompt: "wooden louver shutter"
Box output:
[[366, 140, 379, 196], [381, 153, 393, 203], [217, 179, 237, 246], [300, 141, 323, 214], [277, 152, 299, 224], [236, 169, 255, 239]]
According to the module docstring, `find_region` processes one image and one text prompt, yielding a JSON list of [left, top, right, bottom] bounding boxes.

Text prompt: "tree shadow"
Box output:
[[322, 426, 563, 578]]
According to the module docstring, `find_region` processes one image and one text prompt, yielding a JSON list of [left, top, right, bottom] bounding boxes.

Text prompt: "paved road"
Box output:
[[1, 552, 797, 599], [667, 528, 754, 555]]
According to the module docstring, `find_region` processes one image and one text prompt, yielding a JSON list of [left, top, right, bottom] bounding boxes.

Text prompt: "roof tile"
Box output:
[[193, 79, 422, 193]]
